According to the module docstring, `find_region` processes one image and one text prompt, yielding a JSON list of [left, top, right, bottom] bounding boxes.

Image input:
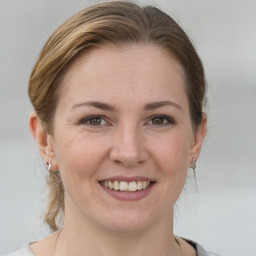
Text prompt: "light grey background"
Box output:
[[0, 0, 255, 255]]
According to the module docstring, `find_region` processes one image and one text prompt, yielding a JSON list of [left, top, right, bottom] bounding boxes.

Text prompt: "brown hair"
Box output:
[[28, 1, 206, 231]]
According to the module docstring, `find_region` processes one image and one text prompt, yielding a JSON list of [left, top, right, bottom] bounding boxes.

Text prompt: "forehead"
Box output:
[[59, 44, 188, 108]]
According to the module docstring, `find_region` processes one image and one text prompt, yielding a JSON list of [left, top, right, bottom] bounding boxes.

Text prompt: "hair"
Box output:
[[28, 1, 206, 231]]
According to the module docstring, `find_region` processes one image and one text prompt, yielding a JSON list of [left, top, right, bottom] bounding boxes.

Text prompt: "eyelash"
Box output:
[[79, 115, 108, 126], [78, 115, 175, 127], [147, 115, 176, 126]]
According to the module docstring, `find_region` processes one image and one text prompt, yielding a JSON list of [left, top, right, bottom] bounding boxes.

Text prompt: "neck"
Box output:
[[55, 210, 181, 256]]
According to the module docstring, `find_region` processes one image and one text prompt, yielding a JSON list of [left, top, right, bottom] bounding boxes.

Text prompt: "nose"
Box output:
[[109, 124, 148, 167]]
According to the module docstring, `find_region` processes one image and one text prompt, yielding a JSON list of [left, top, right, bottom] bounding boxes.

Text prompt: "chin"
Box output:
[[95, 208, 160, 234], [104, 220, 150, 234]]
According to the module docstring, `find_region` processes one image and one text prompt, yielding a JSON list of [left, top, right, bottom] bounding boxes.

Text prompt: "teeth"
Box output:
[[101, 180, 151, 192], [137, 181, 142, 190], [120, 181, 128, 191], [108, 181, 113, 189], [113, 181, 119, 190], [128, 181, 137, 192]]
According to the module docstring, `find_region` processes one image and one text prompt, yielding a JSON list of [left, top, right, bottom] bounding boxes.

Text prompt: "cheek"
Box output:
[[149, 130, 192, 198], [152, 130, 192, 170], [53, 132, 108, 185]]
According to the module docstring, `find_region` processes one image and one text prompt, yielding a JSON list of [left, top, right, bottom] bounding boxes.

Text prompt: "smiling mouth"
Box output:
[[99, 180, 154, 192]]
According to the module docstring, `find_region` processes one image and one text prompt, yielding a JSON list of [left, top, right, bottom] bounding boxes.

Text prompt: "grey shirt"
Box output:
[[184, 238, 220, 256], [6, 239, 220, 256]]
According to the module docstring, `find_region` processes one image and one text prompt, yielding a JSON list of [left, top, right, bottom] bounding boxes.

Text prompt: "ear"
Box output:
[[29, 112, 58, 171], [189, 113, 207, 162]]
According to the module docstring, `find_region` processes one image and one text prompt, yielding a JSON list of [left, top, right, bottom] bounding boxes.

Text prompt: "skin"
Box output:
[[29, 44, 207, 256]]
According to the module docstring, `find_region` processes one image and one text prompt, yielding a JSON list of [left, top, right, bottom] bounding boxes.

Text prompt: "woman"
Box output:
[[8, 1, 219, 256]]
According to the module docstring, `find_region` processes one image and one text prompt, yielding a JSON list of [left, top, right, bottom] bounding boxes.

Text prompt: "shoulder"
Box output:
[[197, 244, 220, 256], [182, 237, 221, 256], [4, 245, 34, 256], [6, 231, 59, 256]]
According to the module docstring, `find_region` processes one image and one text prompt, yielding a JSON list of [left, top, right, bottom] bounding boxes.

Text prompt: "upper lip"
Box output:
[[98, 176, 155, 182]]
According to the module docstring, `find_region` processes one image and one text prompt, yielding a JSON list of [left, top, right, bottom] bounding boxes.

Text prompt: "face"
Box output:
[[46, 44, 205, 233]]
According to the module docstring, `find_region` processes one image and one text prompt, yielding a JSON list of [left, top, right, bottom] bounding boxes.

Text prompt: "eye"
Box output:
[[80, 115, 108, 126], [148, 115, 175, 126]]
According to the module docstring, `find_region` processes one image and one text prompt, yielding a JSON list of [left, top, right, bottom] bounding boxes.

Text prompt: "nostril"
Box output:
[[113, 159, 123, 165], [109, 139, 149, 166]]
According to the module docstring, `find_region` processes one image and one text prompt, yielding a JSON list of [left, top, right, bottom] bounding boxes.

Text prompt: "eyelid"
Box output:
[[147, 114, 176, 126], [78, 114, 175, 127], [79, 115, 110, 126]]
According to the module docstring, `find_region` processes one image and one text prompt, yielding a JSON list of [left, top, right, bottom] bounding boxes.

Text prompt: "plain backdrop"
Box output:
[[0, 0, 256, 255]]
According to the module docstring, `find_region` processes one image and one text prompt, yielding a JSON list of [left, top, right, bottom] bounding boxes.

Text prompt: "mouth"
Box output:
[[99, 180, 154, 192], [98, 176, 156, 201]]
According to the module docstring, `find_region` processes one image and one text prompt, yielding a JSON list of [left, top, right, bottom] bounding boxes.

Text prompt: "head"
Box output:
[[28, 1, 206, 232]]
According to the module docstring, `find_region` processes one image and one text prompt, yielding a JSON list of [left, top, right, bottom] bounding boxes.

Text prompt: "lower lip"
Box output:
[[99, 183, 155, 201]]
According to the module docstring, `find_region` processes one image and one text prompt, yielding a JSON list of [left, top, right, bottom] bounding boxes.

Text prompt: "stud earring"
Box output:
[[191, 157, 196, 175], [47, 161, 52, 172]]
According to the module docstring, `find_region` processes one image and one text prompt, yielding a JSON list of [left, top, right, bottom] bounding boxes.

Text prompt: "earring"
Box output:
[[191, 157, 196, 175], [47, 161, 52, 172]]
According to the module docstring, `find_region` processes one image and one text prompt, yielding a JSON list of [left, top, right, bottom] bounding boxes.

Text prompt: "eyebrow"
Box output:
[[71, 100, 183, 112], [144, 101, 183, 112], [72, 101, 114, 111]]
